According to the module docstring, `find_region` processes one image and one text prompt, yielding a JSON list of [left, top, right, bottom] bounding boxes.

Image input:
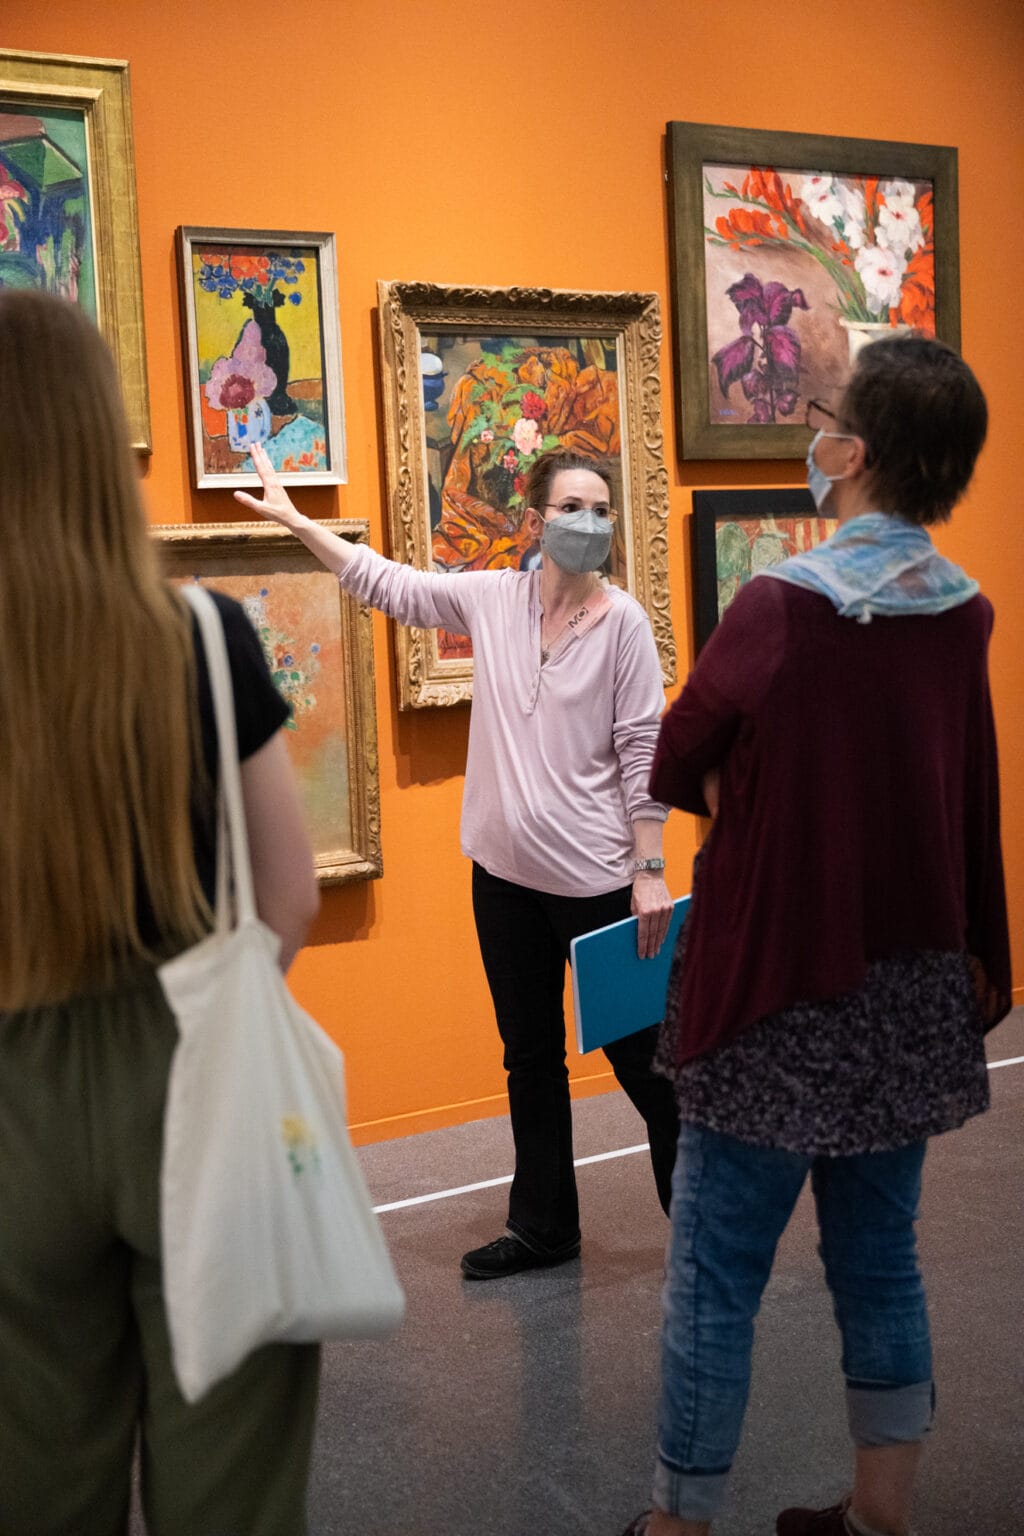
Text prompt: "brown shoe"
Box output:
[[619, 1516, 651, 1536], [776, 1499, 852, 1536]]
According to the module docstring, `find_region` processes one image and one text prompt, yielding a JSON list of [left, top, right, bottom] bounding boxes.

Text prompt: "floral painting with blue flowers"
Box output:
[[178, 227, 346, 488], [178, 567, 351, 857]]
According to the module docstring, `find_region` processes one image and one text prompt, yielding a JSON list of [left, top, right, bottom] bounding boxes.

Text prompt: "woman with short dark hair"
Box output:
[[623, 335, 1010, 1536]]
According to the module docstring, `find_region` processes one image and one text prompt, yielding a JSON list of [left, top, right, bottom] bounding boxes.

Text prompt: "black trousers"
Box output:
[[471, 862, 680, 1252]]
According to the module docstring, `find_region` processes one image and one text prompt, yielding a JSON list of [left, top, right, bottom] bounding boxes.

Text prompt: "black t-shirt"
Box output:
[[136, 589, 289, 944]]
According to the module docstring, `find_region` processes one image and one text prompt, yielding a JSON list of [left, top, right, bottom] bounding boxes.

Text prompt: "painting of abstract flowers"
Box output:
[[377, 282, 676, 708], [154, 521, 381, 884], [690, 489, 837, 651], [667, 123, 960, 460], [177, 227, 346, 488]]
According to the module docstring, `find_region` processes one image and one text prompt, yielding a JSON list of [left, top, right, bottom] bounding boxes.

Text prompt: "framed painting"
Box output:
[[667, 121, 960, 460], [176, 226, 347, 489], [377, 280, 676, 709], [0, 49, 150, 452], [691, 488, 837, 652], [154, 520, 381, 885]]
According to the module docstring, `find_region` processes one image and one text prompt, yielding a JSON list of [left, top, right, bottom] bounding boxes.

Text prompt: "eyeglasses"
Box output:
[[544, 501, 619, 524], [805, 398, 839, 432], [805, 396, 873, 456]]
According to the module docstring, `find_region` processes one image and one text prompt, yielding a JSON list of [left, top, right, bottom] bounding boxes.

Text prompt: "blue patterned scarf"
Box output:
[[759, 512, 978, 622]]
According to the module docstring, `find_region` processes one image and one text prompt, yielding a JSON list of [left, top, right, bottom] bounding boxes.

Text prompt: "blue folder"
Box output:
[[570, 896, 690, 1054]]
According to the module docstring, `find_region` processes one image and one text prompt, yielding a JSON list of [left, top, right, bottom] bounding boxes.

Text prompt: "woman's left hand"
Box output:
[[632, 874, 673, 959]]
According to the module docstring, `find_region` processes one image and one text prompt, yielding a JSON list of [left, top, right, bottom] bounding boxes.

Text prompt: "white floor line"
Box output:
[[372, 1143, 649, 1214], [372, 1057, 1021, 1215]]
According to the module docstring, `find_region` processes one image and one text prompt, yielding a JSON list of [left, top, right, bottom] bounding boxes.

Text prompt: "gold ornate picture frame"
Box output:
[[377, 281, 676, 709], [0, 49, 151, 453], [154, 520, 382, 885]]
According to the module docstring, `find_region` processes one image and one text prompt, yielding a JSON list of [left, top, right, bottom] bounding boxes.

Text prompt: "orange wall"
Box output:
[[5, 0, 1021, 1143]]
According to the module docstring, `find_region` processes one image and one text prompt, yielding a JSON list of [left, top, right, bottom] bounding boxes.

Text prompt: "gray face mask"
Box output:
[[540, 509, 613, 573]]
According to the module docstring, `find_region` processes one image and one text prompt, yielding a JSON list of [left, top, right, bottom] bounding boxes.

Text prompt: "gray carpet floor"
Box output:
[[129, 1012, 1022, 1534], [306, 1012, 1022, 1536]]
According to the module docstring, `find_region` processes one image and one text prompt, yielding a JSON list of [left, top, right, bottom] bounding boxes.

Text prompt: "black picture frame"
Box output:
[[691, 487, 834, 652]]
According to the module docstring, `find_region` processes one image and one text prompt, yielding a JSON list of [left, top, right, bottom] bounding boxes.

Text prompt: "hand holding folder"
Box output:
[[570, 896, 690, 1054]]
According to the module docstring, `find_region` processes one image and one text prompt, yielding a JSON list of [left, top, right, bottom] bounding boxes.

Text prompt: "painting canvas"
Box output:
[[703, 166, 935, 426], [667, 122, 960, 460], [177, 227, 346, 489], [0, 50, 150, 450], [419, 330, 628, 662], [0, 103, 97, 313], [378, 282, 675, 708], [691, 489, 837, 651], [155, 522, 381, 885]]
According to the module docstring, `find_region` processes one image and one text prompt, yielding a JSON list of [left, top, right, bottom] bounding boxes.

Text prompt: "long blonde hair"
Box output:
[[0, 291, 209, 1008]]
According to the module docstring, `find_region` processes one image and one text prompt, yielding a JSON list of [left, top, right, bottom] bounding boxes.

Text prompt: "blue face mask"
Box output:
[[806, 429, 853, 512]]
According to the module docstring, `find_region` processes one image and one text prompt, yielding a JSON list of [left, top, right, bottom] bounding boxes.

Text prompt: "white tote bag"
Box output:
[[159, 584, 404, 1404]]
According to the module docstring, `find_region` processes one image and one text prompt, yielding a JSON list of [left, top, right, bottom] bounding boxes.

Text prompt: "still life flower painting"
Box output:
[[666, 123, 960, 460], [704, 167, 935, 426], [377, 282, 674, 709], [177, 227, 347, 488], [417, 331, 628, 662], [155, 521, 382, 884]]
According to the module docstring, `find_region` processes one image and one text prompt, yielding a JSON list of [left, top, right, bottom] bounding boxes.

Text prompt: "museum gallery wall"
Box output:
[[1, 3, 1020, 1142]]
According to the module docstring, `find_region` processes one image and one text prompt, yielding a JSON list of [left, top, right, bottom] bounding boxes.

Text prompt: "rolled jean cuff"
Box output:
[[846, 1380, 935, 1447], [652, 1456, 730, 1521]]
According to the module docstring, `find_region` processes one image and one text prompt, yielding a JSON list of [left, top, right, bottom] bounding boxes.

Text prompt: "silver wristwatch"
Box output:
[[632, 857, 666, 873]]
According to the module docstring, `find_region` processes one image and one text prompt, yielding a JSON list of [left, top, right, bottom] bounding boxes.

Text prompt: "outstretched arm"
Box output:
[[234, 441, 476, 634]]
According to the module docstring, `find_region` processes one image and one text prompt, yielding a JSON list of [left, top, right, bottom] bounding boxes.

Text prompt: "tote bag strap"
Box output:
[[181, 585, 257, 929]]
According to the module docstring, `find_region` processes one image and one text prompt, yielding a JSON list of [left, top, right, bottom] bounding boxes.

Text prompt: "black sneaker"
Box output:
[[460, 1233, 580, 1280]]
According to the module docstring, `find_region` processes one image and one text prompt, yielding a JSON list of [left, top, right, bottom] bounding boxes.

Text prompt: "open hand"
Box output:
[[233, 441, 303, 528]]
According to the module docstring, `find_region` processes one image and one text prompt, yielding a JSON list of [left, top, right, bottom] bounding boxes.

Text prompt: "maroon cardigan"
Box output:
[[652, 577, 1011, 1065]]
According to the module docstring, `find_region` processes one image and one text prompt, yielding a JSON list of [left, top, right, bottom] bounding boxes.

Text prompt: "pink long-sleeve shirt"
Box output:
[[340, 542, 668, 897]]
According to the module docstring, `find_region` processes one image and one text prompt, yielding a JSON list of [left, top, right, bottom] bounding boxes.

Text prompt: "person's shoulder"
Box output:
[[963, 590, 994, 632], [605, 582, 649, 625]]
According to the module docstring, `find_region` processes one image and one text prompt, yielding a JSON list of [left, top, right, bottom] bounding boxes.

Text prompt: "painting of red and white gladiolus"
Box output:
[[703, 166, 936, 427], [666, 123, 958, 460]]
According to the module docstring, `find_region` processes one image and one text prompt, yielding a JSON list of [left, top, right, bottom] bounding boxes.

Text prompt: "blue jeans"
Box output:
[[654, 1124, 934, 1522]]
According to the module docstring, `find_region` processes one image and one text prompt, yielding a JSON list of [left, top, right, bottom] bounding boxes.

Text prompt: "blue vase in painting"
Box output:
[[227, 397, 272, 453]]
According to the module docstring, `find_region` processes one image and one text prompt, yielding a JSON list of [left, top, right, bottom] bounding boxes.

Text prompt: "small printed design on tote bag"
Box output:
[[281, 1115, 322, 1178]]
